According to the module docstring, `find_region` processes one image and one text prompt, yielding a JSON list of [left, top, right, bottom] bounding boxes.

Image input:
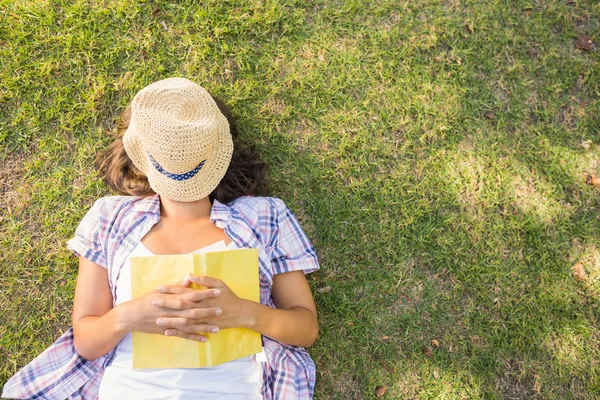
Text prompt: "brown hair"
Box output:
[[96, 96, 269, 204]]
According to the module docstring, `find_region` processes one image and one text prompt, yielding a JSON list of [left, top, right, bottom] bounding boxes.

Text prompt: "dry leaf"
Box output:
[[317, 286, 331, 293], [375, 386, 387, 397], [572, 263, 587, 281], [581, 140, 592, 150], [381, 335, 391, 341], [575, 36, 595, 51], [528, 46, 540, 60], [533, 374, 541, 393], [431, 339, 440, 348], [423, 347, 432, 358], [433, 369, 440, 379], [464, 21, 474, 34], [585, 174, 600, 186], [484, 110, 495, 120]]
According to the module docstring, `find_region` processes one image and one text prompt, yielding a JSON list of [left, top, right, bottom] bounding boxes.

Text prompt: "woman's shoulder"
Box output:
[[224, 197, 289, 247], [227, 196, 289, 217], [88, 195, 157, 218]]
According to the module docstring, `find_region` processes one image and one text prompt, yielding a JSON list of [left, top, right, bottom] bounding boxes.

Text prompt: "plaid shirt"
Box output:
[[3, 195, 319, 399]]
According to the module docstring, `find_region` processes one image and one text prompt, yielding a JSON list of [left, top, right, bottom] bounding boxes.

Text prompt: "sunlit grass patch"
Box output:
[[2, 0, 600, 398]]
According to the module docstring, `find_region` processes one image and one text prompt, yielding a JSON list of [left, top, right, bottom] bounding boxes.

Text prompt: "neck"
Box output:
[[159, 196, 212, 220]]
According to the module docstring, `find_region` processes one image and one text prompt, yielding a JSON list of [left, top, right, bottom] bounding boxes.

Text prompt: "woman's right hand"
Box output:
[[117, 277, 221, 342]]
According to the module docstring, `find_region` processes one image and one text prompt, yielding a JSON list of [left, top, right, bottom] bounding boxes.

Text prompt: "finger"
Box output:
[[156, 274, 193, 293], [177, 274, 192, 288], [157, 316, 220, 329], [152, 298, 197, 310], [152, 290, 220, 308], [156, 285, 193, 294], [173, 307, 223, 319], [164, 330, 208, 342], [181, 289, 221, 302], [166, 323, 220, 334], [189, 275, 225, 288]]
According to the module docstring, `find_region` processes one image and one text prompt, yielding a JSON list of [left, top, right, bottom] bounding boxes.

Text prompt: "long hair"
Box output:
[[96, 95, 269, 204]]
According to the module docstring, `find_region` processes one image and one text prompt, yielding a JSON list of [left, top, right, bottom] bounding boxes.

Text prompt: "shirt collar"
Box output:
[[210, 198, 231, 224], [131, 194, 231, 224], [132, 195, 161, 214]]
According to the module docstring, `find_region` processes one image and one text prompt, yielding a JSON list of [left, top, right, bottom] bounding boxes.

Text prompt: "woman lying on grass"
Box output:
[[3, 77, 319, 400]]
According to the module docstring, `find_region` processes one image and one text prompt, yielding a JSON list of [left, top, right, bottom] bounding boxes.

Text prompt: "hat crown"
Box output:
[[122, 77, 234, 202], [131, 77, 224, 173]]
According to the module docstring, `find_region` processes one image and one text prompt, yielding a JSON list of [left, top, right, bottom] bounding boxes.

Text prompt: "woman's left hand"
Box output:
[[153, 275, 254, 336]]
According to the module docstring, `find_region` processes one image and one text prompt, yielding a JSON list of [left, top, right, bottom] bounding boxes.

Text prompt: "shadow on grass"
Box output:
[[252, 80, 600, 399]]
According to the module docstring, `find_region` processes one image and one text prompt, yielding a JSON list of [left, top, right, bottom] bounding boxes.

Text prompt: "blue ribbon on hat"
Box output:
[[147, 152, 206, 181]]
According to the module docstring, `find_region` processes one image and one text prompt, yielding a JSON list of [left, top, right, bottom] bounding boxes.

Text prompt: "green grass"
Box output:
[[1, 0, 600, 398]]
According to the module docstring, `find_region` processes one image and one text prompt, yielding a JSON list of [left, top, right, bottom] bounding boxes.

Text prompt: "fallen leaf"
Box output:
[[575, 35, 595, 51], [433, 369, 440, 379], [375, 386, 387, 397], [585, 174, 600, 186], [464, 21, 474, 34], [381, 335, 391, 341], [484, 110, 495, 120], [431, 339, 440, 348], [572, 263, 587, 281], [578, 100, 588, 117], [581, 140, 592, 150], [533, 374, 541, 393], [528, 46, 540, 60], [317, 286, 331, 293], [423, 347, 432, 358], [469, 335, 481, 345]]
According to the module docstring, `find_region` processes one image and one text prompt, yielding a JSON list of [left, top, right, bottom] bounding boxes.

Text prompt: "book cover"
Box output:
[[130, 248, 262, 368]]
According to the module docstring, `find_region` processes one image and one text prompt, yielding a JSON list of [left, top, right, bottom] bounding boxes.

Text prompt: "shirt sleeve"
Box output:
[[270, 199, 320, 275], [66, 199, 109, 268]]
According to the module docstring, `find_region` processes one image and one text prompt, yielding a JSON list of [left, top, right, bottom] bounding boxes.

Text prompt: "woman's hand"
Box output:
[[118, 276, 222, 342], [152, 275, 254, 337]]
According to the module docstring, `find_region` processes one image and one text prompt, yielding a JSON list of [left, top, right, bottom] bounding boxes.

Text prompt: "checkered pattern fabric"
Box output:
[[3, 195, 319, 399]]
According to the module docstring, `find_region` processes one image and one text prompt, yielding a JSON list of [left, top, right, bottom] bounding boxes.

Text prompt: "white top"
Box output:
[[98, 240, 262, 400]]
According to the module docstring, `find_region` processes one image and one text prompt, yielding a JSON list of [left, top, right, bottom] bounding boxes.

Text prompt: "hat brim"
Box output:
[[123, 113, 233, 202]]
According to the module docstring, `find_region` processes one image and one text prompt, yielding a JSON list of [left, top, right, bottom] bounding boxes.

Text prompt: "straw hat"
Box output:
[[123, 77, 233, 202]]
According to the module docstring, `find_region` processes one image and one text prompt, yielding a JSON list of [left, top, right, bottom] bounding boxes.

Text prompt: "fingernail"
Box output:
[[213, 289, 221, 296], [165, 330, 173, 336], [156, 318, 165, 326], [152, 300, 161, 306], [200, 336, 207, 342], [215, 309, 222, 315], [212, 327, 219, 333], [156, 286, 165, 292]]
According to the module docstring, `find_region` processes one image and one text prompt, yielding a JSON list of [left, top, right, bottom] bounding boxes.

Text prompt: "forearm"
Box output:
[[243, 301, 318, 348], [73, 306, 129, 360]]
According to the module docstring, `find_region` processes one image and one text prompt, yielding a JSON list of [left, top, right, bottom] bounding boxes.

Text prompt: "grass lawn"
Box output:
[[1, 0, 599, 398]]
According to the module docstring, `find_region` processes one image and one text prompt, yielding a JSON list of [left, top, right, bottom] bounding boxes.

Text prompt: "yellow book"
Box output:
[[130, 248, 262, 369]]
